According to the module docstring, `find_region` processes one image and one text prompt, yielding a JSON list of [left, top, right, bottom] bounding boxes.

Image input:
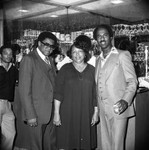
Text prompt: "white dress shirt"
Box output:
[[36, 48, 51, 65], [99, 47, 118, 68]]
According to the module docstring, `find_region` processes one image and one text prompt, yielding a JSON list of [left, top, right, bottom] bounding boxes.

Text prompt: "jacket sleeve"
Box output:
[[120, 51, 138, 105], [18, 56, 37, 121]]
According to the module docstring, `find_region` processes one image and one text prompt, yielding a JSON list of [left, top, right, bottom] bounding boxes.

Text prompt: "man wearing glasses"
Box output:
[[17, 31, 57, 150]]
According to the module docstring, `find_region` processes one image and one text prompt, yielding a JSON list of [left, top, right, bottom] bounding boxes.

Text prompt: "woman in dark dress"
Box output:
[[53, 35, 98, 150]]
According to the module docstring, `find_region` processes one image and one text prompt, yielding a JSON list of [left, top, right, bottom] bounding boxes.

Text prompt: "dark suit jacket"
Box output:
[[18, 49, 56, 124]]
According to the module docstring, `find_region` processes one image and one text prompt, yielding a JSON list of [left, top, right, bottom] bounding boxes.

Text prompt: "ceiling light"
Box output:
[[111, 0, 124, 4], [18, 9, 29, 13], [50, 15, 58, 18], [50, 0, 81, 5]]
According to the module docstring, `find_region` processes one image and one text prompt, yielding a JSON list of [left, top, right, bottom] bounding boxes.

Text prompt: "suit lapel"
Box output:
[[96, 52, 119, 83], [33, 50, 55, 88], [103, 53, 119, 81], [95, 56, 101, 83]]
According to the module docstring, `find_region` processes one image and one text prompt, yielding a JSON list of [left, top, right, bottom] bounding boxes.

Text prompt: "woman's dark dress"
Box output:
[[54, 63, 97, 150]]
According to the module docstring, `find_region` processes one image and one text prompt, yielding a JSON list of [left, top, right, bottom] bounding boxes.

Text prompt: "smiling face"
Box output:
[[96, 27, 113, 53], [38, 38, 56, 56], [71, 46, 85, 64], [1, 48, 13, 64]]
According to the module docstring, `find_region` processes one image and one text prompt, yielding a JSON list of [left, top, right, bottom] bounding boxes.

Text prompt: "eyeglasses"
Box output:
[[40, 41, 56, 49]]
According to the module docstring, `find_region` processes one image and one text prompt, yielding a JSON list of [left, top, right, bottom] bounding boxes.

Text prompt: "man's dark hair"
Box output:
[[0, 44, 12, 54], [93, 24, 114, 40], [37, 31, 58, 46]]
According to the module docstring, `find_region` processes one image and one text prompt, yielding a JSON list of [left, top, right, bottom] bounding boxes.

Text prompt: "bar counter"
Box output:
[[135, 88, 149, 150]]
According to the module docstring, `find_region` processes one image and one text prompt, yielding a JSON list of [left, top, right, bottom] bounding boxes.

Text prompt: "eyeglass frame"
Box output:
[[40, 40, 57, 49]]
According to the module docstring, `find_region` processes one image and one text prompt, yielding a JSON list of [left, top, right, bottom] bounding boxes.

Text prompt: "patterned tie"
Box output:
[[45, 56, 51, 66]]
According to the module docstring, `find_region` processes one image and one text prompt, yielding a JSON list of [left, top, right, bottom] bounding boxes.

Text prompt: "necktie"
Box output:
[[45, 56, 51, 66]]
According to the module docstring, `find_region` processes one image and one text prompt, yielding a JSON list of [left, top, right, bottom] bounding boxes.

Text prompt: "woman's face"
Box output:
[[71, 46, 85, 64]]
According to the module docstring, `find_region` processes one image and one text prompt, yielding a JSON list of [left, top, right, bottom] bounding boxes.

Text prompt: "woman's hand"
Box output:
[[53, 99, 61, 126], [53, 112, 61, 126], [91, 107, 98, 126]]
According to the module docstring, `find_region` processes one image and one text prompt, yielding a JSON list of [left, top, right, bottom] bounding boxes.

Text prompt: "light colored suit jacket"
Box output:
[[95, 48, 138, 119], [19, 49, 56, 124]]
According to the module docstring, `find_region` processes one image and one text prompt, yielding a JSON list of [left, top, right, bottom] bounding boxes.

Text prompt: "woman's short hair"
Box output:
[[11, 44, 21, 54], [67, 35, 91, 63], [93, 24, 113, 40]]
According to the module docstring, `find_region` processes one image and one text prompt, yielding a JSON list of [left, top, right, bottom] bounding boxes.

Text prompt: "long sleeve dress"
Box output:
[[54, 63, 97, 150]]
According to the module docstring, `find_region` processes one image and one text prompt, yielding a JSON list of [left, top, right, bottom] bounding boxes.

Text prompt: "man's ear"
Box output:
[[111, 36, 114, 41], [111, 37, 114, 45], [38, 41, 41, 47]]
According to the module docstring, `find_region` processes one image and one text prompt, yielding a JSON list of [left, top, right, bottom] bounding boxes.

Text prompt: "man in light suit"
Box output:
[[18, 31, 57, 150], [93, 24, 138, 150]]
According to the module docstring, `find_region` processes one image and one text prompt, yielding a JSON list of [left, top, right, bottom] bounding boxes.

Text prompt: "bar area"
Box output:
[[0, 0, 149, 150]]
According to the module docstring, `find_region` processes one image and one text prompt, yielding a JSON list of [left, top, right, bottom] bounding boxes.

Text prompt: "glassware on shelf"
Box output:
[[137, 24, 144, 35], [143, 23, 149, 35], [130, 25, 136, 35], [135, 52, 145, 61], [125, 24, 130, 36], [137, 42, 145, 52], [129, 25, 133, 36], [114, 24, 119, 36], [140, 24, 144, 34], [118, 24, 123, 36], [136, 24, 142, 35], [133, 24, 138, 35]]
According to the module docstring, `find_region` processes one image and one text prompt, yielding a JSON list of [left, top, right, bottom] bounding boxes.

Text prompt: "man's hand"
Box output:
[[114, 99, 128, 115], [27, 118, 38, 127]]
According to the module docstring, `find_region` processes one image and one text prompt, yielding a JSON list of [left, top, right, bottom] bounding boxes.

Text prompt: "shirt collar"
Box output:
[[99, 46, 118, 59], [0, 58, 13, 71], [111, 46, 118, 54], [36, 47, 46, 61]]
